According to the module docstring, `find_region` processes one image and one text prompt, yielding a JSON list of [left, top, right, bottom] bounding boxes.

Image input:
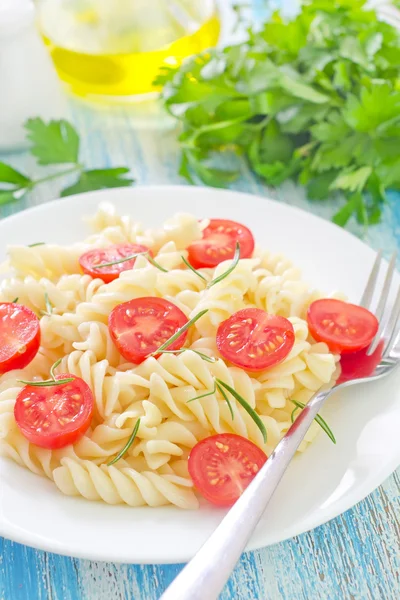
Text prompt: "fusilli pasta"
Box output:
[[0, 204, 342, 509]]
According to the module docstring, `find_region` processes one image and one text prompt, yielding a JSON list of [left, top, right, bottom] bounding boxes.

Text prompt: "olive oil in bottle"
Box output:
[[36, 0, 220, 99]]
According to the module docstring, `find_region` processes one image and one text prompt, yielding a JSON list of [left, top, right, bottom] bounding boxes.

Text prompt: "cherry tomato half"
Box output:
[[187, 219, 255, 269], [0, 303, 40, 375], [307, 299, 379, 354], [79, 243, 152, 283], [109, 297, 189, 364], [14, 374, 94, 449], [188, 433, 267, 506], [338, 340, 384, 384], [216, 308, 295, 371]]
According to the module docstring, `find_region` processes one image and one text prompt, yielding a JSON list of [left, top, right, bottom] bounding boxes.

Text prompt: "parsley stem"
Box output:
[[31, 164, 82, 186]]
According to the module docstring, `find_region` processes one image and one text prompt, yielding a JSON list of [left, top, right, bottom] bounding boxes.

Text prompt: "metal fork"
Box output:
[[160, 250, 400, 600]]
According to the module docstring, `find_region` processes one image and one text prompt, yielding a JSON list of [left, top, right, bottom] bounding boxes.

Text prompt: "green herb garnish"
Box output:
[[215, 380, 235, 420], [181, 255, 207, 281], [187, 383, 217, 403], [187, 380, 235, 420], [93, 251, 167, 273], [28, 242, 46, 248], [107, 418, 141, 466], [18, 358, 74, 387], [215, 378, 267, 442], [152, 309, 208, 355], [11, 297, 19, 303], [290, 399, 336, 444], [158, 348, 216, 363], [207, 243, 240, 288], [40, 292, 53, 317], [0, 118, 134, 206], [159, 0, 400, 227]]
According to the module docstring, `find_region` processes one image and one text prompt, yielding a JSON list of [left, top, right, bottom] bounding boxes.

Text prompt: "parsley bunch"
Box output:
[[158, 0, 400, 227], [0, 118, 134, 206]]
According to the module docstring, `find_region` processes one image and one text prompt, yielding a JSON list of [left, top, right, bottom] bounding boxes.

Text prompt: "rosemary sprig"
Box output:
[[206, 242, 240, 289], [40, 292, 53, 317], [290, 406, 300, 423], [187, 383, 217, 403], [157, 348, 216, 363], [186, 380, 234, 420], [215, 380, 235, 420], [290, 399, 336, 444], [50, 358, 62, 380], [181, 255, 207, 282], [92, 251, 168, 273], [147, 254, 168, 273], [107, 418, 141, 466], [11, 297, 19, 303], [215, 378, 267, 443], [28, 242, 46, 247], [18, 358, 74, 387], [152, 309, 208, 355]]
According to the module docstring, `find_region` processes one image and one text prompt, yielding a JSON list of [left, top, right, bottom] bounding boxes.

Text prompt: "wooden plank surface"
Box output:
[[1, 56, 400, 600]]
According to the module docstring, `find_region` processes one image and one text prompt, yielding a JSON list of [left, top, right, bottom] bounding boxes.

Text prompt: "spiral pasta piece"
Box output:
[[0, 203, 342, 509]]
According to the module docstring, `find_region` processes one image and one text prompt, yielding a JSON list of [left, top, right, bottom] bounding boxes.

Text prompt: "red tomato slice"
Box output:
[[338, 340, 384, 384], [188, 433, 267, 506], [0, 303, 40, 375], [109, 297, 188, 364], [79, 243, 152, 283], [307, 299, 379, 354], [216, 308, 295, 371], [187, 219, 255, 268], [14, 374, 94, 449]]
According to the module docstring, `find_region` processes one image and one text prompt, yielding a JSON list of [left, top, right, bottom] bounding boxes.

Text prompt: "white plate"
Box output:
[[1, 186, 399, 564]]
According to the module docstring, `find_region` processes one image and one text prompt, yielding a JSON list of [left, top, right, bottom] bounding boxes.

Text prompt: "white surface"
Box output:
[[0, 0, 67, 151], [0, 185, 399, 564]]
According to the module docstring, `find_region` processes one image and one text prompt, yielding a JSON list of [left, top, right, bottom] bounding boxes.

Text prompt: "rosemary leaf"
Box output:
[[207, 242, 240, 289], [152, 309, 208, 355], [28, 242, 46, 247], [146, 254, 168, 273], [157, 348, 216, 362], [215, 381, 234, 420], [92, 252, 146, 269], [92, 251, 168, 273], [18, 378, 74, 387], [50, 358, 62, 381], [181, 255, 207, 281], [187, 383, 216, 403], [107, 418, 141, 466], [290, 399, 336, 444], [215, 378, 267, 443], [291, 406, 300, 424], [11, 297, 19, 303]]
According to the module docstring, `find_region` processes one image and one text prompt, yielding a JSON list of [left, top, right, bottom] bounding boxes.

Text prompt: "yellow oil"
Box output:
[[41, 14, 220, 98]]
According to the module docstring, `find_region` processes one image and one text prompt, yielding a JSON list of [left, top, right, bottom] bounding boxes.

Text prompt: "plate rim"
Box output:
[[0, 184, 399, 564]]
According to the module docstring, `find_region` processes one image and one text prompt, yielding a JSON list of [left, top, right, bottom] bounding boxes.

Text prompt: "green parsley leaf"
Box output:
[[0, 162, 31, 186], [60, 168, 134, 197], [159, 0, 400, 228], [25, 118, 80, 165]]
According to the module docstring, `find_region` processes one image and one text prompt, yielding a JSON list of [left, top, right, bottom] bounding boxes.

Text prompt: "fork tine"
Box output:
[[360, 250, 382, 309], [368, 284, 400, 356], [373, 251, 397, 322]]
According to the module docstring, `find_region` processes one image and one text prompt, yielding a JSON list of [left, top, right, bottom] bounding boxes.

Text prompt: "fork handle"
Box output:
[[160, 388, 332, 600]]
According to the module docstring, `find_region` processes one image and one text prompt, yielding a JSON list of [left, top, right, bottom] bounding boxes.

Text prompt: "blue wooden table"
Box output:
[[1, 4, 400, 597]]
